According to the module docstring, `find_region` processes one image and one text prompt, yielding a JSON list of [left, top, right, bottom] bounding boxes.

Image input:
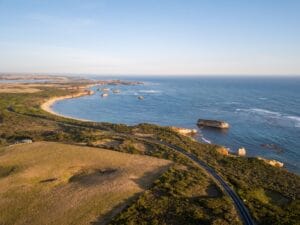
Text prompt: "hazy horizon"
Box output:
[[1, 72, 299, 78], [1, 0, 300, 76]]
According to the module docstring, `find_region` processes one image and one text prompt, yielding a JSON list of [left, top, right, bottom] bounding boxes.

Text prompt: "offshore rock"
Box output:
[[217, 147, 229, 156], [170, 127, 197, 136], [258, 157, 284, 168], [237, 147, 246, 156], [197, 119, 229, 129]]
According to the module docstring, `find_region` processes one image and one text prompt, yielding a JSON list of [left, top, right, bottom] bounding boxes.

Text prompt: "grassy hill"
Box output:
[[0, 82, 299, 224], [0, 142, 171, 225]]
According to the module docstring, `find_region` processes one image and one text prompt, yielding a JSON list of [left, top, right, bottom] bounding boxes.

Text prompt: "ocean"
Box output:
[[52, 76, 300, 173]]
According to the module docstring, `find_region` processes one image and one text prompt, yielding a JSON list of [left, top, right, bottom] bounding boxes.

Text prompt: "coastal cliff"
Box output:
[[257, 157, 284, 168], [170, 126, 197, 136], [0, 80, 299, 225]]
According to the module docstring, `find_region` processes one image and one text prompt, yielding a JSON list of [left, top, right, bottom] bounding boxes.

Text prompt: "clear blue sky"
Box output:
[[0, 0, 299, 75]]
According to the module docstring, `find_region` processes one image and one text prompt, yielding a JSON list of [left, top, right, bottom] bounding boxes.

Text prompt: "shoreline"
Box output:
[[40, 80, 144, 121], [39, 83, 293, 173], [41, 89, 94, 122]]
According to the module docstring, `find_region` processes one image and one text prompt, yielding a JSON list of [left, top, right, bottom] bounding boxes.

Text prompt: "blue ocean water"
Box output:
[[53, 77, 300, 173]]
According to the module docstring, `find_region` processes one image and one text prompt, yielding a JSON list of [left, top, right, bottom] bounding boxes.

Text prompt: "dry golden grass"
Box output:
[[0, 142, 171, 225], [0, 83, 74, 93], [0, 85, 41, 93], [92, 139, 122, 148]]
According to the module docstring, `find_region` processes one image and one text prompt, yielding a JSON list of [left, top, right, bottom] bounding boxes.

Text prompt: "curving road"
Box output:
[[10, 108, 255, 224], [134, 137, 256, 225]]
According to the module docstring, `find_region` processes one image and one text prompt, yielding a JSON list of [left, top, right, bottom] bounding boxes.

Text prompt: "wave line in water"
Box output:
[[200, 136, 212, 144], [286, 116, 300, 128], [138, 90, 161, 94], [236, 108, 300, 128]]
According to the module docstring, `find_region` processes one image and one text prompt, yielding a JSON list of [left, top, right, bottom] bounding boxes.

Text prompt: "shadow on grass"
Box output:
[[0, 165, 17, 178], [90, 164, 171, 225]]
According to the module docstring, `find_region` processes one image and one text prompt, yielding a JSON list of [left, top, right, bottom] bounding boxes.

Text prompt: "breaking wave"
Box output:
[[200, 136, 211, 144], [236, 108, 300, 128], [236, 108, 281, 116], [286, 116, 300, 128], [138, 90, 161, 94]]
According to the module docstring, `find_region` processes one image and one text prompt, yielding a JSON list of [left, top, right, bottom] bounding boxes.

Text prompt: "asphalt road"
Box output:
[[10, 108, 255, 224], [137, 137, 256, 225]]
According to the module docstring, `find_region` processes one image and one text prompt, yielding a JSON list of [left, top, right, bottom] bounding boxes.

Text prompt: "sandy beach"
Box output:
[[40, 80, 142, 122], [41, 90, 94, 121]]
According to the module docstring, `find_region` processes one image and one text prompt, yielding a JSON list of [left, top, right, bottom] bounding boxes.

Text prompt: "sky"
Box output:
[[0, 0, 299, 76]]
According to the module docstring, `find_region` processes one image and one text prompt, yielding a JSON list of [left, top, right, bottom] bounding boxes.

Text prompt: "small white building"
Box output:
[[19, 139, 33, 144], [237, 147, 246, 156]]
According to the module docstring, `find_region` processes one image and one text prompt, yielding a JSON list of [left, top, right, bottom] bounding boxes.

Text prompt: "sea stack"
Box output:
[[85, 90, 93, 95], [112, 89, 121, 94], [197, 119, 229, 129], [257, 157, 284, 168], [170, 127, 197, 136], [102, 88, 110, 92], [217, 147, 229, 156], [237, 147, 246, 156]]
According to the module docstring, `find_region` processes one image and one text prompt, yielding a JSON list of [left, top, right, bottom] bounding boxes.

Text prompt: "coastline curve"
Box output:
[[41, 89, 94, 122]]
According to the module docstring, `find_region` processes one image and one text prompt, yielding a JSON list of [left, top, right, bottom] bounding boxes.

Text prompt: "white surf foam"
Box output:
[[249, 108, 282, 116], [138, 90, 161, 94], [201, 136, 211, 144], [236, 108, 281, 116], [236, 108, 300, 128], [142, 81, 160, 86], [286, 116, 300, 128]]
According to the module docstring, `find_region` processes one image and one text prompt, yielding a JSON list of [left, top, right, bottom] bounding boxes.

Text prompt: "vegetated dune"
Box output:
[[0, 84, 41, 93], [0, 142, 171, 225], [0, 83, 75, 93]]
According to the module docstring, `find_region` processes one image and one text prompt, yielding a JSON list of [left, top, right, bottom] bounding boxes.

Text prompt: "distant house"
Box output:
[[18, 139, 33, 144], [237, 147, 246, 156]]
